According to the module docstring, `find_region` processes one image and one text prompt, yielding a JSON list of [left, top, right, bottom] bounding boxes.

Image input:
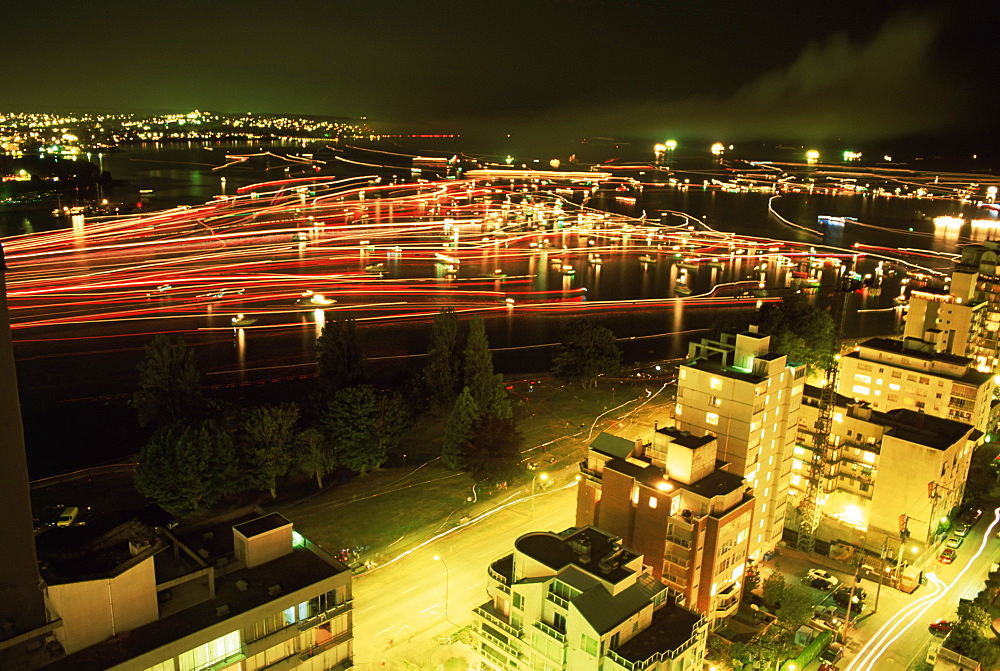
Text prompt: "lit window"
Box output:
[[793, 446, 806, 455], [863, 452, 875, 464], [833, 412, 843, 423], [876, 379, 884, 386], [852, 385, 871, 395], [889, 383, 901, 391], [649, 496, 658, 509], [706, 412, 720, 425], [676, 403, 683, 416], [710, 377, 723, 390], [632, 486, 639, 505], [670, 496, 681, 515], [732, 564, 745, 581], [854, 374, 872, 384], [791, 474, 801, 486]]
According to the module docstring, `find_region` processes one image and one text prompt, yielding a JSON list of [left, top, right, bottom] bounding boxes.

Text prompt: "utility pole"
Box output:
[[873, 538, 888, 613]]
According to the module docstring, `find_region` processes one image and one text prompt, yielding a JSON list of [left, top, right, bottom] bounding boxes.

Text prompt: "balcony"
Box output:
[[473, 624, 522, 659], [488, 554, 513, 586], [532, 620, 566, 643], [299, 629, 351, 661], [546, 591, 569, 609], [473, 603, 522, 639], [298, 599, 353, 631]]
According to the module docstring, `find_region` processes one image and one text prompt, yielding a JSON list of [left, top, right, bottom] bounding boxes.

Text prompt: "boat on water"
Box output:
[[561, 265, 576, 275], [365, 263, 386, 273], [503, 287, 587, 303], [480, 269, 507, 279], [638, 254, 657, 264], [674, 285, 693, 296], [232, 313, 258, 327], [296, 290, 336, 306]]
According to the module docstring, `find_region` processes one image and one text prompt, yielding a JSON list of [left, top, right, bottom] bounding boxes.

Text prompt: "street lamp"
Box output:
[[531, 472, 549, 518], [434, 555, 450, 622]]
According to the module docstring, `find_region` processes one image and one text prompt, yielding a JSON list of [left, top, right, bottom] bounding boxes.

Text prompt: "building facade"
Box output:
[[576, 428, 754, 619], [36, 512, 353, 671], [838, 337, 994, 435], [791, 388, 979, 547], [674, 329, 806, 561], [473, 526, 707, 671]]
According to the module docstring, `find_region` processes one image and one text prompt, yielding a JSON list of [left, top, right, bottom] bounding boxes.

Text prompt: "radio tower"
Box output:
[[796, 259, 854, 554]]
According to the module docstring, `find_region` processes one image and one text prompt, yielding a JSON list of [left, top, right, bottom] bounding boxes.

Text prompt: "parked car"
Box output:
[[964, 508, 983, 524], [939, 548, 958, 564], [805, 569, 840, 590], [819, 664, 838, 671], [820, 643, 845, 665], [946, 536, 965, 549], [929, 619, 953, 634], [56, 506, 79, 527], [954, 524, 971, 537]]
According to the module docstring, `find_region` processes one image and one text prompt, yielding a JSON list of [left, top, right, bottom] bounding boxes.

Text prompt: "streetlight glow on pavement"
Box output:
[[845, 507, 1000, 671]]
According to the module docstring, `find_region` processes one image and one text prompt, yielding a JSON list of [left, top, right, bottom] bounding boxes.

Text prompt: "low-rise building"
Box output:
[[576, 428, 754, 619], [31, 511, 353, 671], [473, 526, 707, 671]]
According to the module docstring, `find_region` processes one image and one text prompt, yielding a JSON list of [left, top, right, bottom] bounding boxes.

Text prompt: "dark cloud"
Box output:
[[465, 9, 977, 145]]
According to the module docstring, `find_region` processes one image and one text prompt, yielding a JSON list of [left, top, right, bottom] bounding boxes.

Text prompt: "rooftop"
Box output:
[[590, 432, 635, 459], [614, 596, 702, 663], [655, 426, 714, 450], [684, 351, 768, 383], [882, 409, 979, 451], [604, 455, 745, 501], [574, 572, 666, 635], [515, 526, 638, 586], [234, 512, 291, 538]]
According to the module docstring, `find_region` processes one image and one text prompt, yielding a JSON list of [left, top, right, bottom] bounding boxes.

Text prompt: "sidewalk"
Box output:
[[369, 620, 474, 670]]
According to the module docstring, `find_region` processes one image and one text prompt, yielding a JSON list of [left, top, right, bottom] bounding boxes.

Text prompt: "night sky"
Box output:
[[4, 0, 995, 146]]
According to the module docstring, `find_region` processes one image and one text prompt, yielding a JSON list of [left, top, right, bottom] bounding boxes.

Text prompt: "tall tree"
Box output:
[[133, 334, 204, 428], [775, 584, 814, 631], [242, 403, 299, 499], [485, 373, 513, 420], [463, 316, 495, 409], [761, 569, 786, 608], [323, 385, 389, 475], [756, 295, 836, 373], [551, 320, 622, 389], [372, 390, 410, 460], [442, 387, 479, 470], [463, 415, 523, 485], [134, 419, 239, 516], [422, 308, 462, 409], [316, 317, 366, 394], [296, 427, 334, 490]]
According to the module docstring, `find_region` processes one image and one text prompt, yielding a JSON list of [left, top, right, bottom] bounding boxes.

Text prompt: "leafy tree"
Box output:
[[296, 427, 334, 489], [551, 320, 622, 389], [963, 445, 1000, 506], [761, 569, 786, 608], [776, 584, 814, 631], [731, 630, 794, 671], [422, 308, 462, 409], [463, 316, 495, 409], [242, 403, 299, 499], [316, 318, 366, 394], [323, 385, 388, 475], [134, 420, 239, 516], [756, 295, 836, 373], [442, 387, 479, 470], [463, 415, 523, 485], [133, 334, 204, 428]]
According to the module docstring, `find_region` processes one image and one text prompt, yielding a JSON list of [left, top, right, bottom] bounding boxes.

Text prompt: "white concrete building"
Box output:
[[674, 329, 806, 561], [473, 526, 707, 671]]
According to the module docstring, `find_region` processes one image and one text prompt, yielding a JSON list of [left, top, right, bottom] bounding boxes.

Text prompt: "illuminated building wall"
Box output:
[[838, 337, 994, 436], [673, 329, 806, 561], [576, 429, 754, 619], [792, 391, 977, 547]]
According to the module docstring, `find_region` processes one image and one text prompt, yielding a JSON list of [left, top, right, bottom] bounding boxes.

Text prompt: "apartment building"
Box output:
[[29, 512, 354, 671], [838, 336, 994, 435], [576, 428, 754, 619], [473, 526, 707, 671], [674, 329, 806, 561], [792, 387, 979, 547], [902, 287, 987, 368]]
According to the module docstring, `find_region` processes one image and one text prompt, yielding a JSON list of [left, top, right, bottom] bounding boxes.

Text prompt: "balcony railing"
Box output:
[[546, 591, 569, 609], [532, 620, 566, 643], [299, 629, 351, 661], [474, 605, 522, 638], [298, 599, 353, 631], [473, 625, 522, 659]]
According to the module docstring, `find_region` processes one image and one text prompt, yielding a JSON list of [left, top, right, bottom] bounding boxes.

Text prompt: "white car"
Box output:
[[805, 569, 840, 590]]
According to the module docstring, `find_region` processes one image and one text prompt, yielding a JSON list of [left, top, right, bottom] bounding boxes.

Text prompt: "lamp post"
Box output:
[[434, 555, 450, 622], [531, 472, 548, 518]]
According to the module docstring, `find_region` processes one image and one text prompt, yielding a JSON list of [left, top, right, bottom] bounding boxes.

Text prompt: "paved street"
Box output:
[[770, 508, 1000, 671]]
